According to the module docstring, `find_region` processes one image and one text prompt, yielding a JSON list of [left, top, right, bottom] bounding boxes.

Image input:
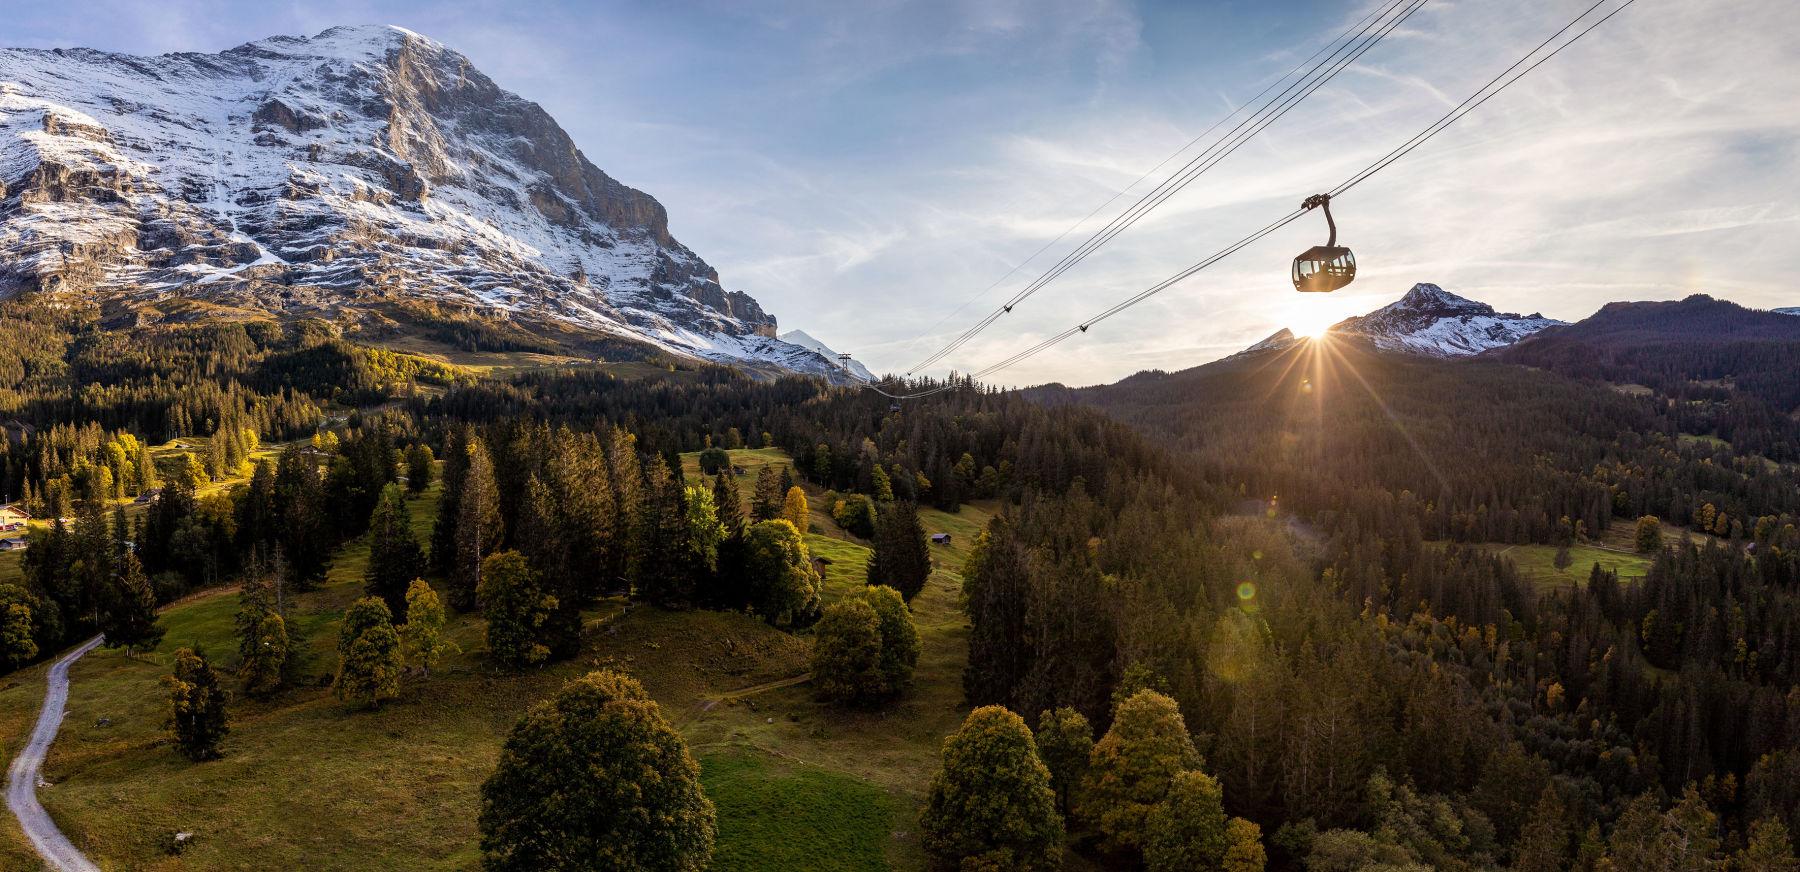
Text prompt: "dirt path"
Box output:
[[6, 636, 102, 872]]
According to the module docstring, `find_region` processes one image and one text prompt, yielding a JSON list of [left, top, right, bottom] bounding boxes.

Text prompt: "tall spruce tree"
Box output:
[[164, 648, 229, 761], [101, 552, 162, 657], [431, 427, 471, 576], [449, 436, 503, 612], [364, 483, 425, 621], [868, 501, 932, 600]]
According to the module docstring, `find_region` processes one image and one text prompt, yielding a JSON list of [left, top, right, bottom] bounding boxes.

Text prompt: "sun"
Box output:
[[1289, 309, 1337, 340]]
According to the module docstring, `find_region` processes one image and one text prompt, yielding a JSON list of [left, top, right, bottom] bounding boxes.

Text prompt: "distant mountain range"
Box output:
[[0, 25, 854, 380], [1239, 283, 1563, 358], [779, 330, 875, 381]]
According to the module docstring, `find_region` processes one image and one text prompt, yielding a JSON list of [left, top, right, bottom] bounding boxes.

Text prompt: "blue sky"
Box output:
[[10, 0, 1799, 385]]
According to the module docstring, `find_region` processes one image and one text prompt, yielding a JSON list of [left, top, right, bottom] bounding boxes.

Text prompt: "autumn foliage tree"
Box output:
[[920, 706, 1064, 871], [479, 670, 716, 871], [1083, 690, 1203, 854], [334, 597, 403, 708]]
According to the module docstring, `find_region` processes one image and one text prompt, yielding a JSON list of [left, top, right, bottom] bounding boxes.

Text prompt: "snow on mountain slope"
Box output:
[[0, 25, 843, 378], [1329, 283, 1563, 356], [1775, 307, 1800, 316], [779, 329, 876, 381]]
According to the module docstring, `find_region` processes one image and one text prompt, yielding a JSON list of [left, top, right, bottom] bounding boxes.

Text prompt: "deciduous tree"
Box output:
[[400, 579, 455, 678], [479, 670, 715, 871], [1083, 689, 1202, 854], [334, 597, 403, 708], [920, 706, 1063, 871]]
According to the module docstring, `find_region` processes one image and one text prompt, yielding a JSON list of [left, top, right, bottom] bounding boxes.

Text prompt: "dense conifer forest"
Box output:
[[4, 297, 1800, 870]]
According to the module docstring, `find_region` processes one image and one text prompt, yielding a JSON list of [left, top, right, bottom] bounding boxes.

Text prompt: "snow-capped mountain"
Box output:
[[1329, 283, 1563, 356], [0, 25, 843, 377], [1235, 327, 1299, 356], [1775, 307, 1800, 316], [778, 330, 875, 381]]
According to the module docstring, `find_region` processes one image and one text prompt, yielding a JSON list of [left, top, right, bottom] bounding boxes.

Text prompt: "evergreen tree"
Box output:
[[431, 427, 471, 575], [1513, 786, 1572, 872], [1738, 818, 1800, 872], [870, 464, 894, 503], [449, 436, 502, 612], [238, 459, 279, 554], [920, 706, 1063, 871], [273, 445, 331, 589], [404, 443, 435, 493], [708, 472, 748, 609], [478, 550, 557, 669], [164, 647, 228, 761], [963, 519, 1032, 709], [365, 484, 425, 621], [1144, 769, 1230, 872], [479, 670, 716, 872], [868, 501, 932, 601], [334, 597, 403, 708], [1034, 707, 1094, 815], [1083, 689, 1203, 854], [101, 551, 163, 656], [239, 610, 289, 699], [400, 580, 455, 679], [234, 558, 288, 697], [543, 433, 617, 652], [750, 465, 783, 521], [630, 458, 692, 607]]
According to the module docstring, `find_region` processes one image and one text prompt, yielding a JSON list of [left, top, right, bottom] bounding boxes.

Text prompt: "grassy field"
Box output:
[[2, 448, 992, 871], [1491, 542, 1653, 592]]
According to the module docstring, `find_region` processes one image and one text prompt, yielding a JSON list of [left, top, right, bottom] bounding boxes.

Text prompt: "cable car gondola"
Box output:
[[1292, 193, 1355, 293]]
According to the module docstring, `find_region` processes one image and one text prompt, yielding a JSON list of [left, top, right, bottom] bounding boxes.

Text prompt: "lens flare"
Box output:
[[1236, 582, 1257, 601]]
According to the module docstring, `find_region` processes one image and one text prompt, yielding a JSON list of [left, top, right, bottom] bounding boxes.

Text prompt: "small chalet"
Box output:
[[0, 504, 28, 533], [811, 555, 834, 579], [0, 537, 28, 552], [930, 533, 952, 545]]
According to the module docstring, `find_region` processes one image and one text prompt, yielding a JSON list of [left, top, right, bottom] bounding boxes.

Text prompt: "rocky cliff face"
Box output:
[[0, 26, 820, 368]]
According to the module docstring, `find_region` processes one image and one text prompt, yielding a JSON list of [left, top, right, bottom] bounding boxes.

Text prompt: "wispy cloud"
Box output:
[[7, 0, 1797, 387]]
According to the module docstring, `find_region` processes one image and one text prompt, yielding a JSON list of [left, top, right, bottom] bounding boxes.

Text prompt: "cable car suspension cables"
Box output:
[[905, 0, 1433, 376], [884, 0, 1638, 397]]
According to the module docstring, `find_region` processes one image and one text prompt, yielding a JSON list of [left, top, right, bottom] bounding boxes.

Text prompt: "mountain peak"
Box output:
[[0, 25, 856, 380], [1236, 327, 1298, 356], [1395, 283, 1489, 313], [1330, 284, 1563, 357]]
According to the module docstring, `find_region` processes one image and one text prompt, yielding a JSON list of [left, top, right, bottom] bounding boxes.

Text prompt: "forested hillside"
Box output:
[[5, 291, 1800, 870]]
